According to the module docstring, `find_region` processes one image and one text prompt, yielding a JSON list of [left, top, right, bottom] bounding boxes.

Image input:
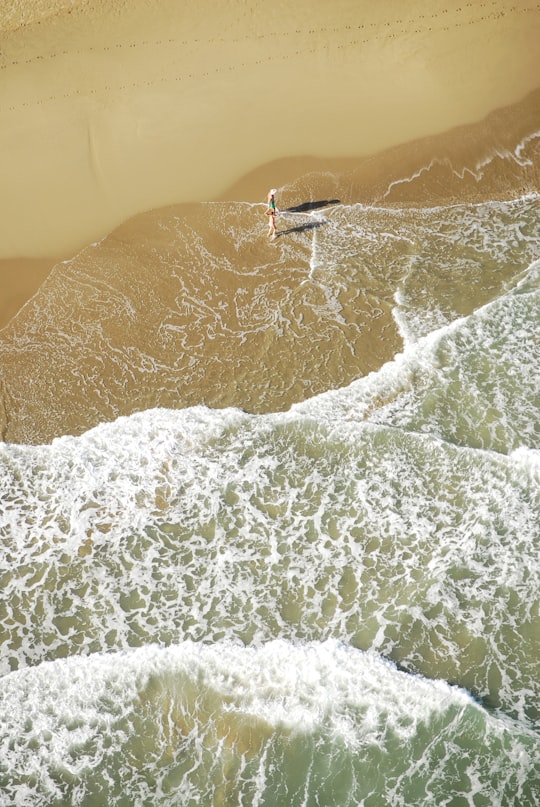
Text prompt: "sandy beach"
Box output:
[[0, 257, 61, 329], [1, 0, 539, 263], [2, 5, 540, 803], [0, 0, 539, 441]]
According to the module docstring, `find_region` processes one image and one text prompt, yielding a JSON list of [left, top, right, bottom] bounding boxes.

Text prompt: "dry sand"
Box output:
[[1, 0, 539, 259], [0, 0, 539, 442], [0, 0, 539, 339]]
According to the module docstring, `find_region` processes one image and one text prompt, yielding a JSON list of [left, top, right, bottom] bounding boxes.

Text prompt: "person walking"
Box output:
[[266, 188, 277, 239]]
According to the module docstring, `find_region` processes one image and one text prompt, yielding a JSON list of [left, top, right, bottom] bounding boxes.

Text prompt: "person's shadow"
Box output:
[[283, 199, 340, 214], [276, 221, 325, 237], [276, 199, 340, 237]]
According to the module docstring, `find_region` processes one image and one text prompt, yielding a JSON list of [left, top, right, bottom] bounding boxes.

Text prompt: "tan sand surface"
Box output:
[[0, 257, 62, 330], [1, 0, 539, 443], [0, 197, 403, 443], [2, 83, 538, 332], [1, 93, 538, 444], [221, 88, 540, 208], [1, 0, 539, 262]]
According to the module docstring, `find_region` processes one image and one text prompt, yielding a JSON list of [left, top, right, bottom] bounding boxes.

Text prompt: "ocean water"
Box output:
[[0, 190, 539, 805]]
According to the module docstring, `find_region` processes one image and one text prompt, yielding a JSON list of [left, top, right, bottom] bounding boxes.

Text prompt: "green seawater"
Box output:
[[0, 196, 539, 806]]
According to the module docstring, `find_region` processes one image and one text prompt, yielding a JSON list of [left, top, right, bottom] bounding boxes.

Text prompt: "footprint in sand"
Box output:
[[2, 4, 536, 111]]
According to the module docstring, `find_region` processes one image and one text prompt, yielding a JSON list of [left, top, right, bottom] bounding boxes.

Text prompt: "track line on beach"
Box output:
[[2, 3, 539, 112], [2, 1, 537, 70], [2, 1, 538, 70]]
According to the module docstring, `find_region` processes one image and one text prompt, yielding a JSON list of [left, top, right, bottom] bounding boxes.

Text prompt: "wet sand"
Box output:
[[0, 195, 403, 443], [0, 258, 62, 331], [222, 88, 540, 209], [1, 0, 539, 443], [1, 0, 539, 261], [2, 83, 538, 334], [0, 109, 538, 444]]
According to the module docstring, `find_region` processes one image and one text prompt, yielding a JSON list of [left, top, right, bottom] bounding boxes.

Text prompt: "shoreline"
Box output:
[[1, 0, 539, 332], [1, 85, 538, 331], [1, 0, 539, 259], [0, 257, 62, 332], [219, 88, 540, 209]]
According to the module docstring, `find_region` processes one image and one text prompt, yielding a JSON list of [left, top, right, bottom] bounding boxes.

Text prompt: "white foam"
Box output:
[[382, 134, 540, 201], [1, 372, 538, 728], [294, 253, 539, 452], [0, 195, 538, 745], [1, 640, 537, 806], [0, 640, 498, 751]]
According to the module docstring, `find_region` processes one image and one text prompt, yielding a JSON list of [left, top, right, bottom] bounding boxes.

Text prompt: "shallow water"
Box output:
[[1, 193, 539, 445], [2, 642, 539, 806], [0, 187, 539, 804]]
